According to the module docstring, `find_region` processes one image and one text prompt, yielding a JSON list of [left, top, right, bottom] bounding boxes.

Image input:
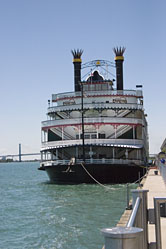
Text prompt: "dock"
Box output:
[[101, 163, 166, 249], [143, 168, 166, 248]]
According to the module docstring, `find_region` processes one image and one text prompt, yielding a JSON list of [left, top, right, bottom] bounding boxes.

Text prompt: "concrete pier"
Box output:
[[142, 168, 166, 248], [105, 167, 166, 249]]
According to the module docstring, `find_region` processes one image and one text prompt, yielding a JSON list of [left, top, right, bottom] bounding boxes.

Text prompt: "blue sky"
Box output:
[[0, 0, 165, 156]]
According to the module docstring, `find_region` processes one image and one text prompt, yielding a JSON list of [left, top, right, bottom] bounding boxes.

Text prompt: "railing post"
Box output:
[[154, 197, 166, 249], [126, 183, 130, 209], [160, 163, 166, 185], [101, 226, 143, 249], [131, 189, 149, 249], [138, 171, 141, 187], [126, 197, 141, 228]]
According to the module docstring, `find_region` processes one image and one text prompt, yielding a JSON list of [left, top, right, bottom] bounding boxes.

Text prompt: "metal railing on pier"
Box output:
[[101, 183, 166, 249], [158, 162, 166, 185], [126, 189, 149, 249]]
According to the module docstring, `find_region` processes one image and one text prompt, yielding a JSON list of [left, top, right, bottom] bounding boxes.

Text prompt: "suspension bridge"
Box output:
[[0, 144, 40, 162], [0, 143, 156, 163]]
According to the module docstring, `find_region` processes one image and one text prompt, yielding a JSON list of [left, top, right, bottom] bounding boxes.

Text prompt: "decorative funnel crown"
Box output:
[[113, 47, 125, 61], [71, 49, 83, 62], [113, 47, 125, 56]]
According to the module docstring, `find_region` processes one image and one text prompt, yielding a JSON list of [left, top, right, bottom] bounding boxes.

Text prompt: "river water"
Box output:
[[0, 162, 136, 249]]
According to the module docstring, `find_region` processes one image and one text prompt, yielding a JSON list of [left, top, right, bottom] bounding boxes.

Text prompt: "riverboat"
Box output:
[[39, 47, 149, 184]]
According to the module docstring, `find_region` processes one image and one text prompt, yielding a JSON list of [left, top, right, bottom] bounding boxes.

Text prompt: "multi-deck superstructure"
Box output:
[[39, 48, 149, 183]]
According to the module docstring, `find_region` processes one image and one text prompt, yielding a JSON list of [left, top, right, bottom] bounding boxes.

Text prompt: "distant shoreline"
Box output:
[[0, 160, 40, 163]]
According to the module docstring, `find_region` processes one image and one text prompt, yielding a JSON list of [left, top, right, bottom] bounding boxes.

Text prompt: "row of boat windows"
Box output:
[[76, 134, 105, 139], [83, 83, 113, 91], [45, 128, 137, 142]]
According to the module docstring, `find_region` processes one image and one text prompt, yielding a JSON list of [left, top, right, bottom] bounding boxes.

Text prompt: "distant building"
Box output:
[[0, 156, 13, 162], [161, 138, 166, 153], [157, 138, 166, 161]]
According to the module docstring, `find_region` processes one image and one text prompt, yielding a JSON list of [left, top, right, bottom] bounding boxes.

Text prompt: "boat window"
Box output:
[[91, 134, 97, 139], [76, 134, 79, 139], [99, 133, 105, 139]]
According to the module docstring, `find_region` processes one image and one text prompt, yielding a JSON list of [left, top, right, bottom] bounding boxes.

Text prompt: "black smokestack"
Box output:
[[71, 49, 83, 92], [113, 47, 125, 90]]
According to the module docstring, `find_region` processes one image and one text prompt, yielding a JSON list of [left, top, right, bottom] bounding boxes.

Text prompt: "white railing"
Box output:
[[41, 138, 144, 150], [52, 89, 143, 101], [42, 116, 143, 128], [47, 102, 144, 113], [41, 158, 143, 166]]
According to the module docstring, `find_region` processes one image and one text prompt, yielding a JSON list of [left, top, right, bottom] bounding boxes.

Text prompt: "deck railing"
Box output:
[[47, 102, 144, 113], [42, 116, 143, 128], [41, 138, 144, 150], [52, 89, 143, 101], [41, 158, 144, 166]]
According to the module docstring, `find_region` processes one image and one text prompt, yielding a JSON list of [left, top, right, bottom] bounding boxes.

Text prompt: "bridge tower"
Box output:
[[19, 143, 21, 162]]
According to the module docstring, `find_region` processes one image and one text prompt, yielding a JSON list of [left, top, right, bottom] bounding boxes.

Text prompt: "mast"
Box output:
[[81, 82, 85, 162]]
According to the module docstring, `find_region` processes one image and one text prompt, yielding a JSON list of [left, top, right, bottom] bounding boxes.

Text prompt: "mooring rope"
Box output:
[[80, 162, 146, 190], [131, 172, 146, 185], [80, 163, 115, 190]]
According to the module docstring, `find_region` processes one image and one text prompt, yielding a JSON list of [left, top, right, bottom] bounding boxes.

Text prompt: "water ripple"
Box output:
[[0, 162, 136, 249]]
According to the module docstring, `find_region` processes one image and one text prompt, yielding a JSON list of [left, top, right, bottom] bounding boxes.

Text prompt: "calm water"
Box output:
[[0, 162, 136, 249]]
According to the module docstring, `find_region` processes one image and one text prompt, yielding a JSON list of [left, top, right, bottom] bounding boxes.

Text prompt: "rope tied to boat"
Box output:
[[80, 163, 114, 190], [81, 163, 147, 189]]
